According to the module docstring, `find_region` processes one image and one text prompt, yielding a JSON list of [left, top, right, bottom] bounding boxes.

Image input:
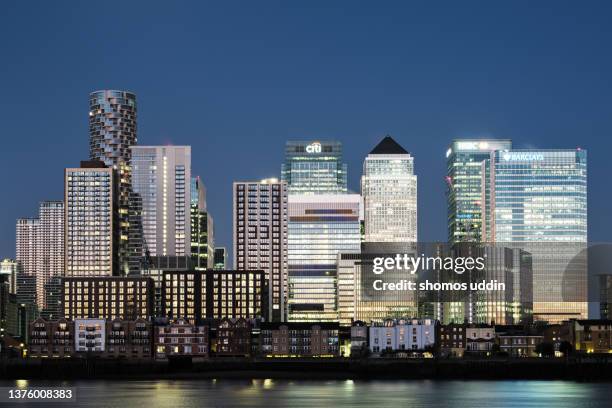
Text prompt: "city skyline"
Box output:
[[2, 2, 612, 260]]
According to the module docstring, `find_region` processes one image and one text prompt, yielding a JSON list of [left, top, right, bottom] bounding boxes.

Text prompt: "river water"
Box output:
[[1, 379, 610, 407]]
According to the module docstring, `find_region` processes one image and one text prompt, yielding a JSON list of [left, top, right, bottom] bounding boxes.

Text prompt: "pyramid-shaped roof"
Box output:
[[369, 135, 409, 155]]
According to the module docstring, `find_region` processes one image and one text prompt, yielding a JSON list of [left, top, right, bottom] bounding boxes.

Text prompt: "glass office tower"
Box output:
[[287, 194, 361, 322], [362, 135, 417, 242], [281, 141, 347, 194], [446, 139, 512, 243], [482, 149, 588, 323], [191, 176, 214, 270]]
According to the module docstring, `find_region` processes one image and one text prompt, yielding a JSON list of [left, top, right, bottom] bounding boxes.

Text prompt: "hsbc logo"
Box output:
[[306, 142, 322, 154]]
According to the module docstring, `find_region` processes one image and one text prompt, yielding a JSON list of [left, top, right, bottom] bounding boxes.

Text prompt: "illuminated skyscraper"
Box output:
[[281, 141, 347, 194], [233, 179, 288, 321], [89, 90, 137, 274], [362, 135, 417, 242], [446, 139, 512, 243], [482, 149, 588, 323], [131, 146, 192, 258], [65, 161, 116, 277], [287, 194, 361, 322], [191, 176, 214, 270], [15, 201, 64, 310]]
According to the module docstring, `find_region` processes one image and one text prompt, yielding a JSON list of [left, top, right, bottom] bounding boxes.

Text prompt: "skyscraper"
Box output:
[[131, 146, 192, 258], [65, 161, 116, 277], [287, 194, 361, 322], [89, 90, 137, 274], [281, 141, 347, 195], [38, 201, 64, 280], [16, 218, 39, 276], [482, 149, 588, 322], [446, 139, 512, 243], [191, 176, 214, 270], [362, 135, 417, 242], [233, 178, 288, 321], [15, 201, 64, 310], [0, 259, 19, 295], [214, 247, 227, 270]]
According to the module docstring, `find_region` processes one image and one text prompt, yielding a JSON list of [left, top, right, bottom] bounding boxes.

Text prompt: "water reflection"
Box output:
[[3, 379, 612, 407]]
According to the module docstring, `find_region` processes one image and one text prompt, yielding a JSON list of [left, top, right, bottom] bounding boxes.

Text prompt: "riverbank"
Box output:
[[2, 357, 612, 381]]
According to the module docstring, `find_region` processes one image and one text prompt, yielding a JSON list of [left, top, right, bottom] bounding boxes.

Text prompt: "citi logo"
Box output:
[[306, 142, 322, 153]]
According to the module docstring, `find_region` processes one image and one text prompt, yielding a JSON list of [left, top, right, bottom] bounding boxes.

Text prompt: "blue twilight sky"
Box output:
[[1, 1, 612, 261]]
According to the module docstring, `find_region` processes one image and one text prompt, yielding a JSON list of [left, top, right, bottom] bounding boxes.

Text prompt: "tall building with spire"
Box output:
[[89, 90, 137, 274], [362, 135, 417, 242]]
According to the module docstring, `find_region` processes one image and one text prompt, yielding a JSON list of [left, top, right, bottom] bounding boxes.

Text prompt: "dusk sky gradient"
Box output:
[[1, 1, 612, 261]]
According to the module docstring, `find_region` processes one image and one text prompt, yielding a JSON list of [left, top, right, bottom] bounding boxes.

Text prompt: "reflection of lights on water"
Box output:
[[16, 380, 28, 388], [263, 379, 273, 390]]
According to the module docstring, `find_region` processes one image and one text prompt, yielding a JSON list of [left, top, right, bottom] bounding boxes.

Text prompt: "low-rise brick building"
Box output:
[[104, 318, 152, 359], [154, 318, 208, 360], [28, 318, 74, 358], [260, 322, 340, 357]]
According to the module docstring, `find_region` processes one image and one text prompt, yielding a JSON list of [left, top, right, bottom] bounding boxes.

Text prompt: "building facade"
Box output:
[[65, 161, 116, 277], [0, 259, 18, 295], [16, 201, 64, 310], [161, 270, 266, 323], [213, 247, 227, 270], [233, 179, 288, 321], [215, 318, 252, 357], [190, 176, 214, 270], [281, 140, 347, 195], [62, 277, 154, 320], [369, 318, 437, 353], [104, 318, 152, 359], [74, 318, 106, 353], [131, 146, 192, 259], [28, 318, 74, 358], [446, 139, 512, 243], [482, 149, 588, 323], [260, 322, 340, 357], [362, 136, 417, 242], [287, 194, 361, 322], [154, 318, 208, 360], [89, 90, 137, 274]]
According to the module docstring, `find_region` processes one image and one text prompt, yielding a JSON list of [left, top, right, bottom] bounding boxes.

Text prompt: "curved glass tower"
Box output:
[[89, 90, 137, 275]]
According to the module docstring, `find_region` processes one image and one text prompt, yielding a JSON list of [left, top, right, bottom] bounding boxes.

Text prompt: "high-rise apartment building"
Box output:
[[16, 218, 39, 276], [233, 179, 288, 321], [287, 194, 361, 322], [482, 149, 588, 323], [446, 139, 512, 243], [89, 90, 137, 274], [38, 201, 64, 281], [362, 136, 417, 242], [191, 176, 214, 269], [15, 201, 64, 309], [65, 161, 116, 277], [281, 141, 347, 194], [131, 146, 192, 259]]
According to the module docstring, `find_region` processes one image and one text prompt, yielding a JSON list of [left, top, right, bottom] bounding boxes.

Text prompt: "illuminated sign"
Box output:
[[502, 152, 544, 161], [455, 141, 491, 151], [306, 142, 322, 154]]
